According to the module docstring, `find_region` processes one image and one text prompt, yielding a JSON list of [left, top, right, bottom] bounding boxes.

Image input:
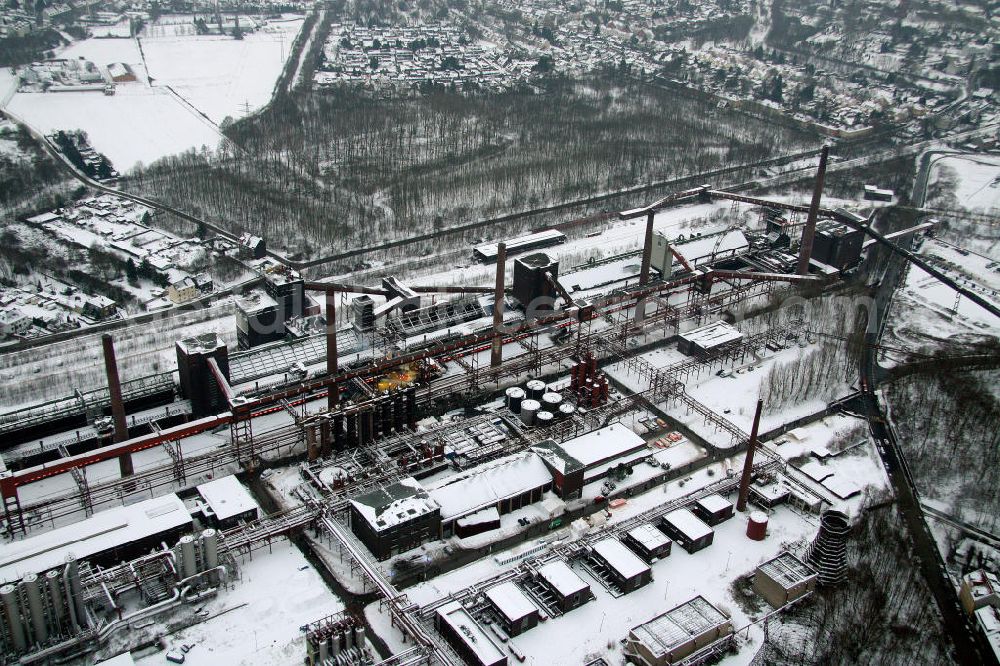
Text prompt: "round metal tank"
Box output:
[[21, 573, 47, 645], [541, 392, 562, 409], [179, 535, 197, 579], [45, 569, 65, 628], [505, 387, 525, 414], [1, 583, 27, 652], [519, 399, 540, 426], [201, 529, 219, 569], [558, 403, 576, 419], [747, 511, 768, 541], [525, 380, 546, 400], [536, 411, 554, 427]]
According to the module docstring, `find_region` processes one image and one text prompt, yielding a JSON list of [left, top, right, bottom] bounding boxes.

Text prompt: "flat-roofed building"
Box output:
[[692, 493, 734, 526], [349, 477, 441, 561], [435, 600, 507, 666], [536, 560, 591, 613], [753, 552, 817, 608], [533, 423, 648, 499], [196, 475, 260, 529], [659, 508, 714, 554], [485, 581, 539, 636], [624, 596, 733, 666], [677, 321, 743, 358], [590, 538, 652, 593], [960, 569, 1000, 615], [623, 524, 672, 562]]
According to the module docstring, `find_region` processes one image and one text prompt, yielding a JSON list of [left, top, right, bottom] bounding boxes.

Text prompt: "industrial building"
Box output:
[[234, 261, 309, 349], [659, 508, 714, 554], [691, 493, 734, 526], [588, 538, 653, 594], [473, 229, 566, 262], [622, 524, 672, 562], [435, 600, 507, 666], [512, 252, 560, 314], [532, 422, 648, 499], [348, 478, 442, 561], [195, 475, 260, 529], [960, 569, 1000, 615], [812, 220, 864, 271], [485, 581, 539, 637], [753, 552, 818, 608], [535, 560, 591, 613], [677, 321, 743, 358], [623, 596, 734, 666]]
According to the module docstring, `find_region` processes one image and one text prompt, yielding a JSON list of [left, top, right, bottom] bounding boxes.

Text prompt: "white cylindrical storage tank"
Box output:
[[64, 554, 85, 630], [331, 632, 340, 656], [505, 387, 525, 414], [201, 529, 219, 569], [45, 570, 65, 630], [525, 380, 545, 400], [21, 573, 47, 645], [319, 637, 329, 663], [519, 399, 540, 426], [1, 583, 27, 653], [355, 625, 365, 648], [541, 392, 562, 410], [558, 403, 575, 419], [536, 411, 554, 427], [179, 535, 197, 579]]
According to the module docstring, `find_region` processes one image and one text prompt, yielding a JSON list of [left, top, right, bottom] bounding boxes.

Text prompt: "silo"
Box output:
[[806, 510, 851, 585], [21, 573, 47, 645], [201, 529, 219, 569], [1, 583, 27, 653], [536, 411, 554, 427], [746, 511, 768, 541], [541, 392, 562, 410], [179, 535, 197, 579], [65, 555, 85, 630], [558, 403, 575, 419], [525, 380, 546, 400], [45, 570, 65, 632], [505, 387, 525, 413], [519, 399, 540, 426]]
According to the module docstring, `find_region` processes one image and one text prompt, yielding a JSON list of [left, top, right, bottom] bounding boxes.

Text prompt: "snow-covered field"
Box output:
[[141, 16, 305, 124], [929, 153, 1000, 213]]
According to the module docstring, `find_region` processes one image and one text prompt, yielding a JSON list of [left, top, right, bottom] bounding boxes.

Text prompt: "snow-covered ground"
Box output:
[[928, 153, 1000, 214], [131, 537, 345, 666]]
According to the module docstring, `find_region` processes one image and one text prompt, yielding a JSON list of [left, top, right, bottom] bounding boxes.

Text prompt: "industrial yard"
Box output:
[[2, 147, 994, 666]]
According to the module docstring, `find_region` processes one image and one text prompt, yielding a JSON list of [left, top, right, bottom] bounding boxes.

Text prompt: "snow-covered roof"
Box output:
[[427, 451, 552, 521], [662, 508, 713, 542], [197, 475, 259, 522], [95, 653, 136, 666], [678, 321, 743, 350], [456, 507, 500, 528], [626, 524, 671, 552], [592, 538, 651, 580], [473, 229, 565, 260], [797, 461, 833, 482], [629, 596, 730, 658], [0, 494, 191, 583], [538, 560, 589, 598], [822, 476, 861, 499], [671, 230, 748, 264], [756, 552, 816, 589], [349, 477, 440, 532], [436, 601, 505, 665], [485, 581, 537, 622], [534, 423, 646, 474], [695, 493, 732, 515]]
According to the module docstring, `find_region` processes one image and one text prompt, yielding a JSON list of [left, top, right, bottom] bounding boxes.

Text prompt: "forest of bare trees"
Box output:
[[886, 368, 1000, 532], [124, 76, 817, 259]]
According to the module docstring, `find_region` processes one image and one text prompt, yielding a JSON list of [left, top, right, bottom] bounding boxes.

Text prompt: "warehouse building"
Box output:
[[348, 478, 442, 561], [624, 596, 733, 666], [435, 600, 507, 666], [532, 422, 648, 499], [960, 569, 1000, 614], [589, 538, 652, 594], [536, 560, 591, 613], [692, 494, 734, 526], [753, 552, 817, 608], [485, 581, 539, 637], [622, 524, 672, 562], [0, 494, 192, 582], [659, 508, 714, 554]]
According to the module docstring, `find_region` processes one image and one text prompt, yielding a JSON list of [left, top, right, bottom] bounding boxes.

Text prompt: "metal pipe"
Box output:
[[101, 334, 129, 444], [326, 291, 339, 410], [796, 145, 830, 275], [490, 242, 506, 368], [736, 399, 764, 512], [639, 211, 655, 286]]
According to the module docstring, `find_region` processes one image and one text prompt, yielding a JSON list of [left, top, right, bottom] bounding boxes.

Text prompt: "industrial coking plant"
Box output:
[[0, 157, 980, 666]]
